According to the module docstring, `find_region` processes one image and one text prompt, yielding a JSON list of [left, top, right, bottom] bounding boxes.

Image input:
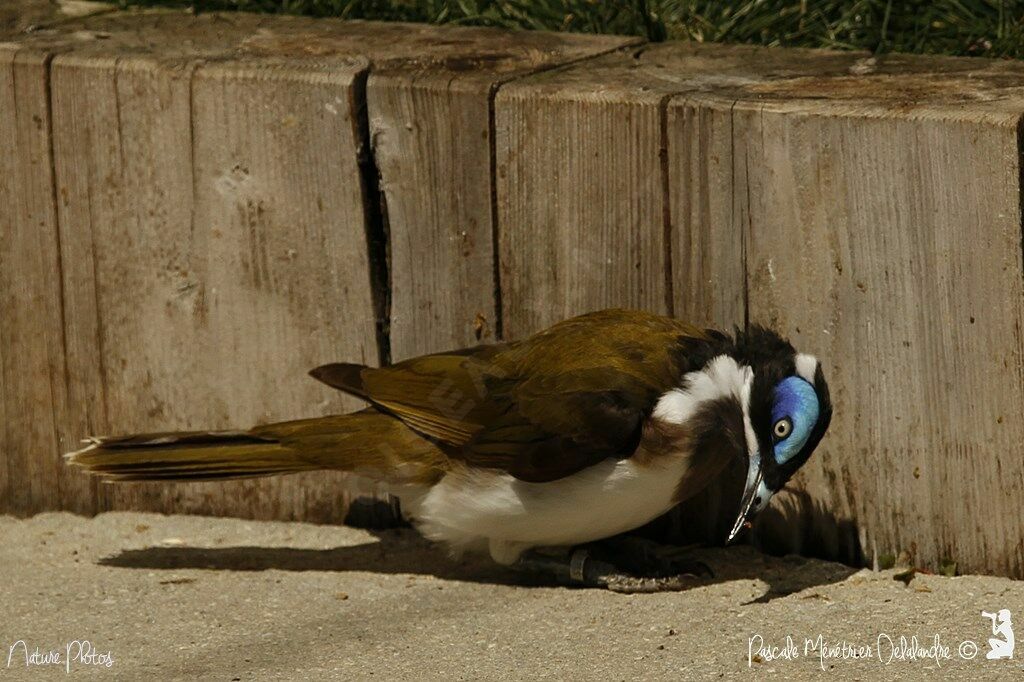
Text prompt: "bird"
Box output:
[[66, 309, 831, 592]]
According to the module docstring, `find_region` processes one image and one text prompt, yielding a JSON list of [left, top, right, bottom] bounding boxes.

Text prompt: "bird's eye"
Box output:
[[773, 418, 792, 440]]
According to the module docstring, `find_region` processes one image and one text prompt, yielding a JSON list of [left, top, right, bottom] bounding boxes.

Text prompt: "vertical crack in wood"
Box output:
[[187, 62, 201, 236], [351, 67, 392, 367], [345, 66, 403, 528], [112, 56, 126, 173], [1018, 116, 1024, 309], [486, 81, 505, 341], [658, 92, 674, 317], [6, 49, 41, 513], [172, 58, 206, 519], [730, 99, 751, 333], [29, 46, 105, 515], [4, 50, 20, 514], [85, 61, 110, 472], [39, 48, 84, 512]]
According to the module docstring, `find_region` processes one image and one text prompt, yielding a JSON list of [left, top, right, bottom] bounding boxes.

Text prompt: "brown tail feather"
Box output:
[[64, 410, 448, 485], [65, 430, 314, 482]]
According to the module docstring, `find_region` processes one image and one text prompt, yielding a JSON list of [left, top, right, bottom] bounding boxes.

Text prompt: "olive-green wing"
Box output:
[[310, 344, 507, 447], [311, 309, 710, 482]]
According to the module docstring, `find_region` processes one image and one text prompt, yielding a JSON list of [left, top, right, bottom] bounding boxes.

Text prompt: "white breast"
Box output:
[[403, 454, 690, 565]]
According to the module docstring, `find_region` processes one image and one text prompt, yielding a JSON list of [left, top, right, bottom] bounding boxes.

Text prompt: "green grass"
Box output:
[[114, 0, 1024, 59]]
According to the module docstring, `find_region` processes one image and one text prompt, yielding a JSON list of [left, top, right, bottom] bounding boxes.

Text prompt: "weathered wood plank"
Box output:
[[363, 29, 637, 359], [499, 43, 1024, 577], [493, 44, 864, 340], [495, 66, 675, 340], [0, 47, 81, 515], [736, 100, 1024, 577], [237, 19, 637, 359], [667, 95, 745, 330], [183, 57, 377, 521], [667, 50, 1024, 576], [2, 13, 641, 520], [369, 77, 496, 357], [48, 47, 377, 522]]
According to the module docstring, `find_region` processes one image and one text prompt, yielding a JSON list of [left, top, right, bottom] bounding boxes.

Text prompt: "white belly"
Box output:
[[402, 455, 689, 564]]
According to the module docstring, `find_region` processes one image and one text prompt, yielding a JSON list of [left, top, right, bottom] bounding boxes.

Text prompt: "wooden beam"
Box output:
[[0, 47, 78, 515], [0, 13, 638, 522], [7, 12, 1024, 577], [494, 44, 871, 340], [165, 15, 637, 358], [498, 43, 1024, 577], [365, 28, 637, 359], [48, 47, 378, 521], [676, 50, 1024, 576], [735, 100, 1024, 577], [495, 55, 677, 339]]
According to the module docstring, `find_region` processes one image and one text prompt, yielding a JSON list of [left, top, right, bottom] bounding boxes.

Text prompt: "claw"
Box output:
[[602, 574, 699, 594], [511, 542, 713, 593], [574, 548, 709, 593], [589, 535, 716, 580]]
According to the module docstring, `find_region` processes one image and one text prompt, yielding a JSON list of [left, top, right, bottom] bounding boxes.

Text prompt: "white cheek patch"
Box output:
[[653, 355, 752, 424], [795, 353, 819, 384], [737, 365, 758, 462], [654, 355, 758, 459]]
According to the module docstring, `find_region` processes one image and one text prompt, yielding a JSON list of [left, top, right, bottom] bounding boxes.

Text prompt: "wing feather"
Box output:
[[310, 310, 712, 482]]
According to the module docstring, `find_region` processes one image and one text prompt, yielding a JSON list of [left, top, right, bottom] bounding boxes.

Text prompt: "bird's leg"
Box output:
[[511, 543, 709, 594], [588, 535, 714, 581], [511, 548, 590, 586]]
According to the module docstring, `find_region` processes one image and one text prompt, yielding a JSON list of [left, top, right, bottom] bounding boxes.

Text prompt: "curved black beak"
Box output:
[[726, 452, 771, 543]]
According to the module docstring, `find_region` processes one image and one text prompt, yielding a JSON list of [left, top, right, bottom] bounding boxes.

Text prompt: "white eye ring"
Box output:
[[773, 418, 792, 440]]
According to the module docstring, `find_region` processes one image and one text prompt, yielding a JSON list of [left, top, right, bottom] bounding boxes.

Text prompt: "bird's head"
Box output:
[[656, 326, 832, 543], [730, 327, 832, 542]]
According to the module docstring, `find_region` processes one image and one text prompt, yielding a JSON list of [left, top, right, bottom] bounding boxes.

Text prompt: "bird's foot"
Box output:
[[588, 534, 714, 581], [582, 553, 704, 594], [512, 540, 711, 594]]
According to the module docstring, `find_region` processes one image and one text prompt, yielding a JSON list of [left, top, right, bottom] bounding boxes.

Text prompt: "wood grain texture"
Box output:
[[0, 47, 81, 515], [737, 102, 1024, 577], [1, 12, 636, 522], [49, 49, 377, 521], [495, 71, 672, 340], [370, 77, 495, 358], [661, 48, 1024, 575], [184, 57, 377, 520], [115, 15, 636, 359], [364, 31, 638, 360], [499, 43, 1024, 577], [667, 94, 745, 330], [492, 43, 864, 340], [23, 14, 638, 363]]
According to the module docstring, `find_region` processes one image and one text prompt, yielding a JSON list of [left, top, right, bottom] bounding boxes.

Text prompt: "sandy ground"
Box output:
[[1, 512, 1022, 681]]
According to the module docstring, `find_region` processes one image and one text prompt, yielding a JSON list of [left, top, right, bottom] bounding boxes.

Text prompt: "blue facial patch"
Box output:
[[772, 376, 820, 464]]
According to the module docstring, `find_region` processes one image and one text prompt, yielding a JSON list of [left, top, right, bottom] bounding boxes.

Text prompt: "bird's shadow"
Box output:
[[98, 527, 857, 603]]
